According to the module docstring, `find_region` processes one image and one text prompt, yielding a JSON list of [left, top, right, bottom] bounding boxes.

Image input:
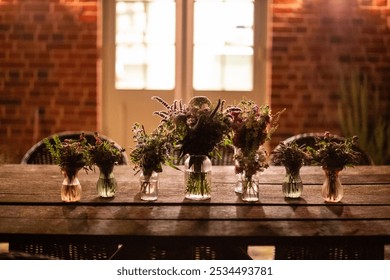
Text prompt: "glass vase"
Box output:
[[322, 168, 343, 203], [233, 147, 244, 193], [241, 173, 259, 202], [97, 164, 117, 198], [140, 171, 159, 201], [282, 167, 303, 198], [61, 167, 82, 202], [184, 155, 212, 200]]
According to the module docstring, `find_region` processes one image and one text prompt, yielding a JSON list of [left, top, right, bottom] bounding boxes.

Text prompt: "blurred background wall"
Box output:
[[0, 0, 389, 163]]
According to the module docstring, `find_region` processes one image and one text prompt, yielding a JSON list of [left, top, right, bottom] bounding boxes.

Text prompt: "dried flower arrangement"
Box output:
[[129, 122, 176, 177], [88, 132, 125, 173], [308, 131, 361, 170], [44, 133, 91, 175], [151, 96, 232, 199], [271, 141, 309, 173], [152, 96, 232, 160], [226, 99, 285, 178]]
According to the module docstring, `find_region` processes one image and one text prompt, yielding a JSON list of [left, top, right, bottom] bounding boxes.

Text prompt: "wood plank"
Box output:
[[1, 184, 389, 205], [1, 165, 390, 186], [1, 218, 389, 241], [1, 204, 389, 220], [1, 164, 389, 248]]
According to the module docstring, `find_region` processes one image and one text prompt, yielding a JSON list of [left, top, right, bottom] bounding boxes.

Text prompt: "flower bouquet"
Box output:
[[129, 123, 176, 201], [227, 100, 285, 201], [271, 141, 309, 198], [88, 132, 125, 198], [44, 133, 91, 202], [153, 96, 232, 200], [307, 131, 361, 202]]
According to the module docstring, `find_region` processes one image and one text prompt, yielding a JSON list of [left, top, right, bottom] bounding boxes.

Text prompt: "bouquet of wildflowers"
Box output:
[[271, 141, 309, 173], [227, 100, 285, 178], [129, 122, 176, 177], [44, 133, 91, 174], [88, 132, 125, 185], [152, 96, 232, 160], [152, 96, 232, 199], [271, 141, 309, 198], [308, 131, 361, 202], [308, 131, 360, 170], [89, 133, 125, 167]]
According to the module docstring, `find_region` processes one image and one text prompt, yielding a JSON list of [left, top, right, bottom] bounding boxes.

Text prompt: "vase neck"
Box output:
[[99, 164, 115, 176], [62, 167, 81, 181], [186, 155, 210, 173], [285, 166, 301, 176]]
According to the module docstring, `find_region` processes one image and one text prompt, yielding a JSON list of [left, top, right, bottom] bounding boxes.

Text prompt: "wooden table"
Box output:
[[0, 164, 389, 259]]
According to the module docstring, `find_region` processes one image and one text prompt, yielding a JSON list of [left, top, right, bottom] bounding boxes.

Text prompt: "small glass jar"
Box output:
[[282, 167, 303, 198], [140, 171, 159, 201], [61, 167, 82, 202], [322, 168, 343, 203], [241, 173, 260, 202], [97, 164, 117, 198]]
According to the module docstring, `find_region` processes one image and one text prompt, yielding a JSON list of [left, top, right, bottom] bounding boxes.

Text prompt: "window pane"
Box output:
[[115, 0, 175, 90], [193, 0, 254, 91]]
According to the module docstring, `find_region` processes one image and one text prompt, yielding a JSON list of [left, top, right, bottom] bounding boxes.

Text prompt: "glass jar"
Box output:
[[184, 155, 212, 200], [282, 167, 303, 198], [322, 168, 343, 203], [140, 171, 159, 201], [97, 164, 117, 198], [241, 173, 260, 202], [61, 167, 82, 202]]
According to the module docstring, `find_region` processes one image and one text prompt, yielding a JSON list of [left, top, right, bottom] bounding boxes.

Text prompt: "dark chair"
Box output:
[[273, 132, 377, 260], [13, 131, 127, 260], [21, 131, 128, 165]]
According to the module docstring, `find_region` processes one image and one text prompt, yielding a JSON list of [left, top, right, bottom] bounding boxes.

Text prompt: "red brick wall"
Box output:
[[0, 0, 98, 162], [270, 0, 390, 147]]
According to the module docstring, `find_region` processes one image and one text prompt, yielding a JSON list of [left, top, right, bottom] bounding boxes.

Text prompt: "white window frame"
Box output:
[[103, 0, 270, 104]]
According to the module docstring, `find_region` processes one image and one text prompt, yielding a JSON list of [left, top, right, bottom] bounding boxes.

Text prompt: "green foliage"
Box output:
[[307, 132, 361, 170], [129, 123, 176, 176], [152, 96, 232, 160], [271, 141, 309, 172], [338, 71, 390, 164], [227, 99, 285, 156], [137, 96, 285, 178], [226, 99, 285, 178], [44, 133, 90, 171], [88, 132, 125, 168]]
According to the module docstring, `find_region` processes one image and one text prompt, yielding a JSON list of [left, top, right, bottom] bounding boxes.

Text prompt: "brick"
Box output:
[[46, 43, 72, 50], [79, 14, 97, 23], [273, 0, 300, 4], [374, 0, 387, 6], [24, 3, 50, 12]]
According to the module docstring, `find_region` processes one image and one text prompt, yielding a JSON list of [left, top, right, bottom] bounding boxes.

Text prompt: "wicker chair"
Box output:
[[12, 131, 127, 260], [273, 133, 377, 260]]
